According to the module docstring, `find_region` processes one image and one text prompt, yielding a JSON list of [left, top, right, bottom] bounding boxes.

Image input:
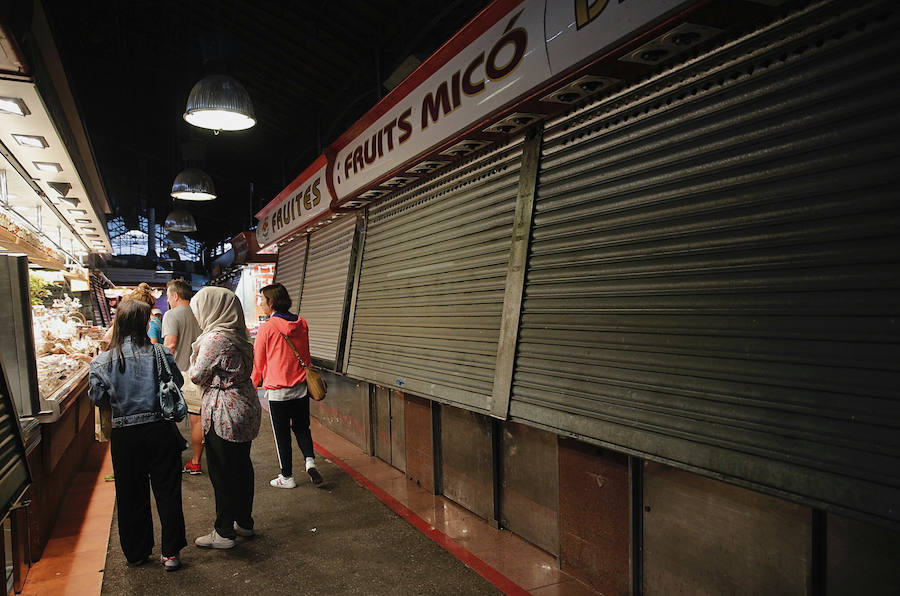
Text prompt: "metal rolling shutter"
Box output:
[[273, 235, 308, 315], [0, 367, 29, 521], [347, 139, 524, 412], [510, 0, 900, 525], [298, 216, 356, 366]]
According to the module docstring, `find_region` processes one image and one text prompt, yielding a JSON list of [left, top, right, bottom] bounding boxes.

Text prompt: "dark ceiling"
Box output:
[[43, 0, 491, 244]]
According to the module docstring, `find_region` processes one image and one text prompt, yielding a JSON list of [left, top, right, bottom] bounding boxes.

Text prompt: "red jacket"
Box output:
[[251, 315, 311, 389]]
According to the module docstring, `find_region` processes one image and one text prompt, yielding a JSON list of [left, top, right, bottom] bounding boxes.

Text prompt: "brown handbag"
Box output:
[[279, 332, 327, 401]]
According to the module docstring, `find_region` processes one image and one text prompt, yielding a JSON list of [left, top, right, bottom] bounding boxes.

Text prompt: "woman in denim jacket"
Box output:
[[89, 299, 188, 571]]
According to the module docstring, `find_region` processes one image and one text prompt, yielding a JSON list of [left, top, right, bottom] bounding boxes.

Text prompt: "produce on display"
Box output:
[[32, 295, 104, 398]]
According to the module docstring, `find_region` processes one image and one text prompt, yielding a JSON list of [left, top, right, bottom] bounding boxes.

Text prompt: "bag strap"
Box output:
[[154, 344, 173, 382], [279, 332, 310, 369]]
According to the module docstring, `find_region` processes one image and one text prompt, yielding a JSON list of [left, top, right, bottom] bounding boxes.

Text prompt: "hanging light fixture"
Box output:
[[170, 168, 216, 201], [164, 208, 197, 232], [167, 231, 188, 250], [183, 74, 256, 132]]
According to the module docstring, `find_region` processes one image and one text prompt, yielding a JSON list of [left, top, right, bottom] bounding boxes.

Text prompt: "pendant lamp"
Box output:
[[167, 231, 188, 250], [183, 74, 256, 132], [170, 168, 216, 201], [164, 208, 197, 232]]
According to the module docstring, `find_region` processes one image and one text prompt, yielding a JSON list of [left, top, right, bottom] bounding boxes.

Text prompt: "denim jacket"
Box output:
[[89, 339, 183, 428]]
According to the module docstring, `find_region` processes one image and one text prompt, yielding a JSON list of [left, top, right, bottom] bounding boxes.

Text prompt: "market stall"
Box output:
[[0, 2, 113, 574], [0, 255, 104, 563], [208, 231, 277, 333]]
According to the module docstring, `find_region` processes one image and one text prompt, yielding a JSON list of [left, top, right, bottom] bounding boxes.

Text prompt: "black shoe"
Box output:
[[127, 555, 150, 567], [307, 467, 323, 485]]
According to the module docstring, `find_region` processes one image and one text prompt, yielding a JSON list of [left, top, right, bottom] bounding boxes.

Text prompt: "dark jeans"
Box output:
[[110, 421, 187, 561], [269, 398, 314, 478], [204, 429, 254, 539]]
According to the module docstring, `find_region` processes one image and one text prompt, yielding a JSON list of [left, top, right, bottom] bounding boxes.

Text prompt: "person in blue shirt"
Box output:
[[148, 308, 163, 344]]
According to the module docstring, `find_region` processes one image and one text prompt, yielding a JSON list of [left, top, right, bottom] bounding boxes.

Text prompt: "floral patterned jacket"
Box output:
[[189, 331, 260, 443]]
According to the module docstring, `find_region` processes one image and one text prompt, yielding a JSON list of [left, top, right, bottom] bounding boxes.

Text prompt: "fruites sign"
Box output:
[[256, 155, 332, 247]]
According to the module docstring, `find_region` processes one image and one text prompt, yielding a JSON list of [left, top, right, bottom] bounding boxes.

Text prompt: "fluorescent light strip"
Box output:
[[0, 97, 29, 116], [12, 134, 48, 148], [33, 161, 62, 173]]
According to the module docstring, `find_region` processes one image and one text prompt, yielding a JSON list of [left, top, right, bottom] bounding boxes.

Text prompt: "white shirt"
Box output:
[[265, 382, 308, 402]]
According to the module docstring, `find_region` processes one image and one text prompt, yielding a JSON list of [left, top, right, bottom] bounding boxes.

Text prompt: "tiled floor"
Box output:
[[21, 420, 597, 595], [308, 418, 597, 595], [21, 441, 115, 596]]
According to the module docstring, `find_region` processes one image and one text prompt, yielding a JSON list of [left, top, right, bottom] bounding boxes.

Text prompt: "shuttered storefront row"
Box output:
[[347, 139, 525, 412], [298, 215, 357, 367], [510, 0, 900, 524], [273, 235, 308, 315]]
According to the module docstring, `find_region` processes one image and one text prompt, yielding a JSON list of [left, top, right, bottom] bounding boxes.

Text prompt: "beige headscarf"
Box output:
[[189, 287, 254, 367]]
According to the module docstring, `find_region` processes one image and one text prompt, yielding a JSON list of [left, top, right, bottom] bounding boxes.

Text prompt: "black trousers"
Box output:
[[110, 421, 187, 561], [269, 398, 314, 478], [204, 429, 254, 539]]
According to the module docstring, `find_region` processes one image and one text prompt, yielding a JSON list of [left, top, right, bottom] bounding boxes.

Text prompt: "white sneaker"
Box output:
[[233, 522, 255, 538], [161, 555, 181, 571], [270, 474, 296, 489], [194, 530, 235, 549]]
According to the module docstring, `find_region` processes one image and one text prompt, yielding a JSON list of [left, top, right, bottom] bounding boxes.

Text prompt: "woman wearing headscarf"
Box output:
[[88, 299, 187, 571], [188, 287, 261, 549]]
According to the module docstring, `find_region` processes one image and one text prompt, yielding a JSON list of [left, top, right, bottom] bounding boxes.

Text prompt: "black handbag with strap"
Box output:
[[154, 344, 188, 421], [279, 332, 327, 401]]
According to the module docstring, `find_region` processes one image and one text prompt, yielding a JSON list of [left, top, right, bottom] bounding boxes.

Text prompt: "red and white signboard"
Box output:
[[258, 0, 695, 228], [545, 0, 690, 74], [255, 155, 333, 247], [330, 0, 548, 201], [328, 0, 692, 203]]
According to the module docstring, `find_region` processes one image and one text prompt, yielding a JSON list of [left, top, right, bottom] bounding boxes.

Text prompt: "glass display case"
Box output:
[[0, 255, 104, 423], [32, 296, 103, 403]]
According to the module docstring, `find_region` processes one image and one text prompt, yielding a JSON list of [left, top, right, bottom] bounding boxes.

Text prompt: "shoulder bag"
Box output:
[[154, 344, 188, 422], [279, 332, 326, 401]]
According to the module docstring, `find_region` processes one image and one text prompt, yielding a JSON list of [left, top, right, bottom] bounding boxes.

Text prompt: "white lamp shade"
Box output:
[[183, 75, 256, 132], [164, 208, 197, 232], [170, 168, 216, 201]]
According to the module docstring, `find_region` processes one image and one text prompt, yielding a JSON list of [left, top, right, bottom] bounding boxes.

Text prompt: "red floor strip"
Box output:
[[313, 441, 532, 596]]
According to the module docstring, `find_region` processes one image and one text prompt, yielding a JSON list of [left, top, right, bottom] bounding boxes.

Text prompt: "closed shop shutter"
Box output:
[[298, 216, 357, 366], [511, 0, 900, 524], [0, 368, 29, 520], [273, 235, 308, 315], [347, 139, 524, 412]]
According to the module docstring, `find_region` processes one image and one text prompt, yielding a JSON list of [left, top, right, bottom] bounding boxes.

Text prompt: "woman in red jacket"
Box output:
[[251, 283, 323, 488]]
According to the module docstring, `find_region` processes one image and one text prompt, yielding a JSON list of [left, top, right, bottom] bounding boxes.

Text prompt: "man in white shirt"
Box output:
[[162, 279, 203, 474]]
